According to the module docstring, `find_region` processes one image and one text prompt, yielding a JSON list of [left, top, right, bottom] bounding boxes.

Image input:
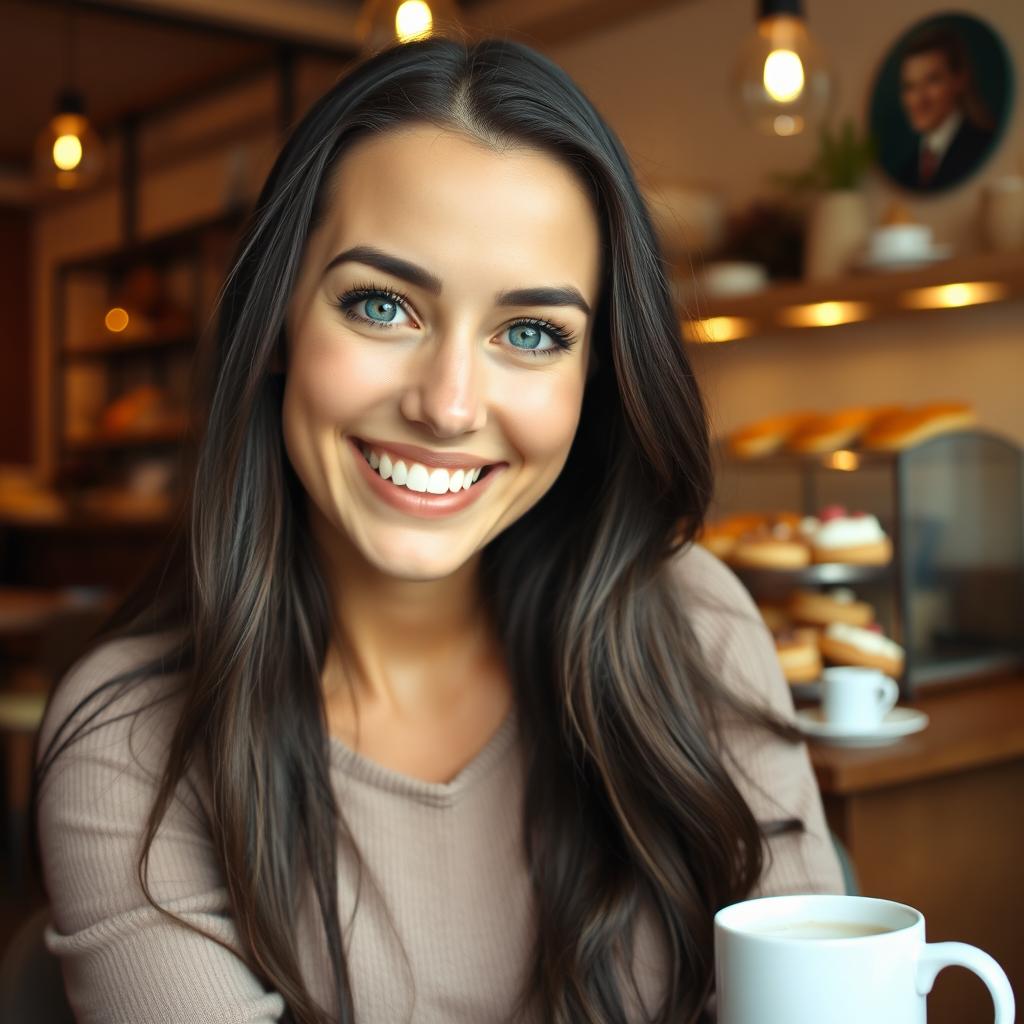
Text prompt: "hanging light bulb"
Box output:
[[34, 89, 106, 192], [33, 2, 105, 193], [356, 0, 462, 55], [733, 0, 832, 137]]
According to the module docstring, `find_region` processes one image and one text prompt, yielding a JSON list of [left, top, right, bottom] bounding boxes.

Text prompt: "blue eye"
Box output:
[[335, 282, 578, 358]]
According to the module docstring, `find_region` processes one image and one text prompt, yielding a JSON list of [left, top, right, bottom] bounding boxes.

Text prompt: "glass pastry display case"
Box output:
[[709, 429, 1024, 696]]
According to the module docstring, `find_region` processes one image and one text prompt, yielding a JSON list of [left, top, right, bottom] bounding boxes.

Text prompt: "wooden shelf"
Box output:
[[678, 250, 1024, 341], [732, 563, 893, 589], [65, 332, 196, 360], [64, 413, 190, 451]]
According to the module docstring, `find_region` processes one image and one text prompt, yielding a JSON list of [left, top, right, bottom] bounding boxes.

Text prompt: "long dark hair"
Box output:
[[32, 36, 806, 1024]]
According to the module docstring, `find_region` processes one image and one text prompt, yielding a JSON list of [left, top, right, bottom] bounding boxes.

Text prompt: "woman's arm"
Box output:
[[34, 635, 287, 1023], [668, 542, 846, 897]]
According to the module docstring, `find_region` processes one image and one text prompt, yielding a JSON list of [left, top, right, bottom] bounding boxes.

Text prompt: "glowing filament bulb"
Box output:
[[763, 49, 805, 102], [395, 1, 433, 41], [53, 133, 83, 171]]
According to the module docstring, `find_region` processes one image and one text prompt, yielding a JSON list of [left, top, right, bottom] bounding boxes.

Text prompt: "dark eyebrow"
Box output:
[[323, 245, 592, 317]]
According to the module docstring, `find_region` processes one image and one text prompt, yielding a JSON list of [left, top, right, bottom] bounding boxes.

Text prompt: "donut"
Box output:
[[861, 401, 976, 451], [727, 411, 820, 459], [804, 507, 893, 566], [729, 519, 812, 570], [697, 513, 767, 559], [819, 622, 904, 678], [787, 587, 875, 628], [784, 406, 902, 455], [775, 627, 823, 684]]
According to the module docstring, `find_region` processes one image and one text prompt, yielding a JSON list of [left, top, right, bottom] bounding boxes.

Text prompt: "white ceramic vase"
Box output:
[[804, 189, 868, 281]]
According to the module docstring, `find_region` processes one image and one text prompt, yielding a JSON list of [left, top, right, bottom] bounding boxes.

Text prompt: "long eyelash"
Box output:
[[334, 280, 578, 357]]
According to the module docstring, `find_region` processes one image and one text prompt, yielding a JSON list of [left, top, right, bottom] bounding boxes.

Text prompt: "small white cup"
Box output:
[[822, 666, 899, 729], [868, 223, 933, 262], [715, 894, 1015, 1024]]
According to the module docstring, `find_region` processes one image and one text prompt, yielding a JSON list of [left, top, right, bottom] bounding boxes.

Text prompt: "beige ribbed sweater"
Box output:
[[35, 542, 844, 1022]]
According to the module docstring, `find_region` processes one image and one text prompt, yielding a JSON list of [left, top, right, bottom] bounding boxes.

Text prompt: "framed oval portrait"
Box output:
[[869, 12, 1014, 194]]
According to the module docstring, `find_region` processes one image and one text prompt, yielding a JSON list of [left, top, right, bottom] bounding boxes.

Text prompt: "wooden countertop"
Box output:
[[805, 672, 1024, 795]]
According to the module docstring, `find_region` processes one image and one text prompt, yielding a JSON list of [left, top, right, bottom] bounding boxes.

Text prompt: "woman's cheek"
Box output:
[[294, 328, 396, 424]]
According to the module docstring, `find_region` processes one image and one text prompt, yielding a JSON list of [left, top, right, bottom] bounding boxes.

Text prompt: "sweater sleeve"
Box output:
[[667, 543, 846, 898], [34, 635, 287, 1024]]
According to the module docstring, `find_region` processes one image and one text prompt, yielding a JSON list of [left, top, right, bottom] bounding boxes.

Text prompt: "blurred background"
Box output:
[[0, 2, 1020, 1021]]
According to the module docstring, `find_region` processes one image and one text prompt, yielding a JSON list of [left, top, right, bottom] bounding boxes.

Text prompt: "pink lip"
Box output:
[[354, 435, 504, 471], [346, 436, 505, 519]]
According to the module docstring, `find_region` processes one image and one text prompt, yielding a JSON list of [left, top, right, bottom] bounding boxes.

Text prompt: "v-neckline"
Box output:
[[327, 704, 518, 807]]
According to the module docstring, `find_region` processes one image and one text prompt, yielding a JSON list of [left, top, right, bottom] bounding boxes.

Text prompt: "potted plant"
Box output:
[[775, 118, 876, 281]]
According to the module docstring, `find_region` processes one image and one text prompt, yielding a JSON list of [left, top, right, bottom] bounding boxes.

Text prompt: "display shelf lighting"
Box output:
[[901, 281, 1009, 310], [823, 450, 861, 472], [778, 300, 871, 328], [683, 316, 755, 343]]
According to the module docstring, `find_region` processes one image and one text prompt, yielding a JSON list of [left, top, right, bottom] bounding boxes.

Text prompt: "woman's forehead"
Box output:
[[310, 125, 602, 306]]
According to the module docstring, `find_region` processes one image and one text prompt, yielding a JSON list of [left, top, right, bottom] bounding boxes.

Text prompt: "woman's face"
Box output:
[[282, 124, 602, 581]]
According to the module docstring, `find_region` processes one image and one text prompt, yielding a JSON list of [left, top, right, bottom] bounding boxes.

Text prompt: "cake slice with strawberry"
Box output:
[[801, 505, 893, 566]]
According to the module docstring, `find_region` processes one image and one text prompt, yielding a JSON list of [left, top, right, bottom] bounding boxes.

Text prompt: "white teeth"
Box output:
[[427, 468, 450, 494], [406, 463, 429, 492], [357, 441, 491, 495]]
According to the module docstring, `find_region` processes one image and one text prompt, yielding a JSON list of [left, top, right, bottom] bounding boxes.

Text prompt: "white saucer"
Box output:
[[856, 244, 953, 272], [795, 706, 929, 747]]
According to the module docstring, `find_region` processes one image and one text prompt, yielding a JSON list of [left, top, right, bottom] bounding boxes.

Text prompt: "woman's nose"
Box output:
[[399, 333, 488, 437]]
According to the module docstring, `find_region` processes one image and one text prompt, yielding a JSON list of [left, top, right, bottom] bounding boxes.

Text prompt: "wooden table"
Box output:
[[806, 673, 1024, 1024]]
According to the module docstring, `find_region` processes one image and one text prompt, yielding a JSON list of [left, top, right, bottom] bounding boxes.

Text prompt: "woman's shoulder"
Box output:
[[661, 541, 783, 706], [663, 540, 763, 626], [36, 629, 188, 781]]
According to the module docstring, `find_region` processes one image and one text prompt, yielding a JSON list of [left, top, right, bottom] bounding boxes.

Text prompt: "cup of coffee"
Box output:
[[715, 894, 1015, 1023], [821, 665, 898, 729]]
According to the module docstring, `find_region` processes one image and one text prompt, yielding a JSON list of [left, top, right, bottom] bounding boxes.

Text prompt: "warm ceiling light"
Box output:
[[823, 449, 860, 471], [683, 316, 755, 343], [395, 0, 433, 40], [778, 300, 870, 327], [33, 90, 105, 193], [901, 281, 1008, 310], [733, 0, 832, 136], [356, 0, 461, 53]]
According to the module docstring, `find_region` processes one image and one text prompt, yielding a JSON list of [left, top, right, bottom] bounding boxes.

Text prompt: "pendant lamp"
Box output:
[[33, 2, 106, 192], [355, 0, 463, 55], [733, 0, 833, 137]]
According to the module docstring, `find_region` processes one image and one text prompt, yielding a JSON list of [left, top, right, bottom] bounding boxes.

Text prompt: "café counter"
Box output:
[[803, 673, 1024, 1024]]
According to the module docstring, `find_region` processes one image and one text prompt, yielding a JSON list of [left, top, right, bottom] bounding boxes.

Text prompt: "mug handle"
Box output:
[[875, 676, 899, 716], [916, 941, 1016, 1023]]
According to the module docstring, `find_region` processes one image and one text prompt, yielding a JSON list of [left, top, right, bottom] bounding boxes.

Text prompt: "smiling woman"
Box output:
[[30, 34, 842, 1024]]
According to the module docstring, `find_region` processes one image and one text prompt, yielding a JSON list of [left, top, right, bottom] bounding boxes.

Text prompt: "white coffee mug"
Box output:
[[822, 665, 899, 728], [715, 894, 1015, 1024]]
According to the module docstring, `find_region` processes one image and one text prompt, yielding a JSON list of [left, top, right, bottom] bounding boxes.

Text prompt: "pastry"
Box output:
[[861, 401, 976, 450], [803, 506, 893, 566], [819, 622, 904, 677], [774, 627, 823, 684], [784, 405, 903, 454], [787, 587, 875, 628], [697, 513, 767, 559], [727, 412, 820, 459], [729, 518, 812, 570]]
